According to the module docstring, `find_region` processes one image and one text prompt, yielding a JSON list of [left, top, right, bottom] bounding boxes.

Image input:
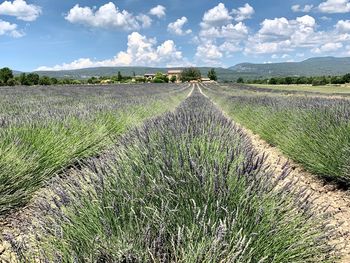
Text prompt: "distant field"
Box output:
[[249, 84, 350, 94]]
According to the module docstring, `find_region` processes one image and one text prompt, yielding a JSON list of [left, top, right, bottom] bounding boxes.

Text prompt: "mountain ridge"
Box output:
[[229, 57, 350, 77], [12, 56, 350, 81]]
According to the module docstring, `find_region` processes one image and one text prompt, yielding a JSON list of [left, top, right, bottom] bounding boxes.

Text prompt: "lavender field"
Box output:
[[0, 83, 348, 262]]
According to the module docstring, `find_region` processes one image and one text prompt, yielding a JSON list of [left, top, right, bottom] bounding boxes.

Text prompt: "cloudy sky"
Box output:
[[1, 0, 350, 71]]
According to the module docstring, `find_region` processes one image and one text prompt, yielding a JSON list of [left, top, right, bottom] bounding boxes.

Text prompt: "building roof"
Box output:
[[168, 70, 182, 74]]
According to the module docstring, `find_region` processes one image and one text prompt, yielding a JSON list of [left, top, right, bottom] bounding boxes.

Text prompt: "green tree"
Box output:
[[181, 67, 201, 82], [170, 75, 177, 83], [207, 68, 217, 81], [19, 73, 28, 85], [26, 73, 40, 85], [117, 71, 122, 81], [50, 77, 58, 85], [330, 76, 344, 84], [320, 76, 328, 85], [312, 77, 328, 86], [296, 77, 308, 84], [343, 73, 350, 83], [236, 77, 244, 83], [285, 77, 293, 85], [39, 76, 52, 85], [7, 78, 17, 86], [0, 67, 14, 84], [88, 77, 99, 84], [269, 78, 278, 85], [153, 72, 169, 83]]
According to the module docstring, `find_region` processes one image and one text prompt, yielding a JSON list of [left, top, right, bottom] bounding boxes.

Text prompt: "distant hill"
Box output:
[[12, 56, 350, 82], [229, 57, 350, 77]]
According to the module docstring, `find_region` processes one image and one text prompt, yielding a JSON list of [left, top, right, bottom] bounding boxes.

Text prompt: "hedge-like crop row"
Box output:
[[203, 83, 350, 185], [6, 88, 335, 262], [0, 84, 189, 215]]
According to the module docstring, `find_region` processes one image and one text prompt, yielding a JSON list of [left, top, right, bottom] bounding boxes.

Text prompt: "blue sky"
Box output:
[[0, 0, 350, 71]]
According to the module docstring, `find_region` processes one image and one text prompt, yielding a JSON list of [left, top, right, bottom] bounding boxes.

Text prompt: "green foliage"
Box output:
[[6, 78, 17, 86], [236, 77, 244, 83], [39, 76, 52, 85], [250, 72, 350, 86], [117, 71, 122, 81], [19, 73, 28, 85], [181, 67, 201, 82], [50, 77, 58, 85], [152, 72, 169, 83], [170, 75, 177, 83], [269, 77, 277, 84], [343, 73, 350, 83], [152, 78, 165, 83], [312, 76, 328, 86], [285, 77, 293, 85], [87, 77, 100, 84], [0, 67, 13, 84], [26, 73, 40, 85], [207, 68, 217, 81]]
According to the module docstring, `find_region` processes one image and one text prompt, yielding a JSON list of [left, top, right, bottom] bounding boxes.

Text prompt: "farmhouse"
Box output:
[[167, 70, 182, 83], [144, 73, 156, 81]]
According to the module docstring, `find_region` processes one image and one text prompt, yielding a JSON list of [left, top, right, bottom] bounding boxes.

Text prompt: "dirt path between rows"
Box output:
[[198, 83, 350, 262]]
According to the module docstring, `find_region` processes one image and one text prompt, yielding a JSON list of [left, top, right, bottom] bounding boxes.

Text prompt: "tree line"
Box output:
[[237, 73, 350, 86], [0, 67, 83, 86], [0, 67, 218, 86]]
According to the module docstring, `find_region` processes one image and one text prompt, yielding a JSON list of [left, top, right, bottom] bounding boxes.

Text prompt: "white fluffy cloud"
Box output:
[[245, 15, 320, 54], [243, 14, 350, 56], [168, 17, 192, 35], [258, 17, 295, 38], [318, 0, 350, 13], [335, 20, 350, 32], [291, 4, 314, 13], [149, 5, 166, 18], [193, 3, 350, 61], [36, 32, 187, 70], [196, 3, 251, 65], [65, 2, 152, 30], [200, 3, 232, 28], [199, 22, 248, 40], [195, 43, 223, 65], [232, 3, 255, 22], [312, 42, 343, 53], [0, 0, 41, 21], [0, 19, 23, 37]]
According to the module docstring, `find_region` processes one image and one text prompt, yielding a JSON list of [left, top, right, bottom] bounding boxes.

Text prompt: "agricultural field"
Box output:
[[0, 84, 189, 215], [247, 84, 350, 95], [203, 83, 350, 184], [1, 83, 350, 262]]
